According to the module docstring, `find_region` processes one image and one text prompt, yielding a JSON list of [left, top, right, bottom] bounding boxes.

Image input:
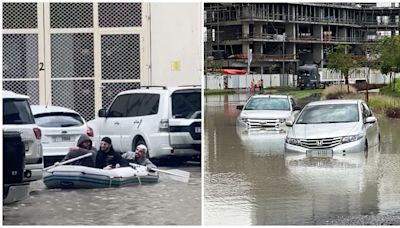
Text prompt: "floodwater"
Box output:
[[204, 94, 400, 225], [3, 163, 201, 225]]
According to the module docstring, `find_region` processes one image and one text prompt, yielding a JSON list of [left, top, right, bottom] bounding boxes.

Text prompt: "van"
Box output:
[[87, 86, 201, 160]]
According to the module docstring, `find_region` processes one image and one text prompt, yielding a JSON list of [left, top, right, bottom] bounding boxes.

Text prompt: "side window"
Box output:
[[108, 95, 129, 117], [290, 98, 296, 110], [361, 103, 372, 120], [138, 94, 159, 116], [126, 94, 144, 117]]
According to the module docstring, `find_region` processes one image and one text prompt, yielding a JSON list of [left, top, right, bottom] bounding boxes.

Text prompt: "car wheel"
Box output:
[[364, 141, 368, 159]]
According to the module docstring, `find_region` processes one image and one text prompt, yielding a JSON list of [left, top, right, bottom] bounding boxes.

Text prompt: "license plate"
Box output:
[[306, 149, 333, 158], [55, 136, 72, 142], [195, 127, 201, 133]]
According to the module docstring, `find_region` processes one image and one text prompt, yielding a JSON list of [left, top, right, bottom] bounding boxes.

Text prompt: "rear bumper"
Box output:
[[148, 132, 201, 158], [42, 146, 69, 157], [24, 163, 43, 182]]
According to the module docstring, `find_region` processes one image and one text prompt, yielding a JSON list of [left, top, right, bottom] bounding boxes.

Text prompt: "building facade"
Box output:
[[3, 2, 202, 121], [205, 3, 400, 75]]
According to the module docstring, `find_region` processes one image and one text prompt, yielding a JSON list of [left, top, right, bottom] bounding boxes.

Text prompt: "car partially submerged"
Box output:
[[285, 99, 380, 158], [236, 94, 300, 132]]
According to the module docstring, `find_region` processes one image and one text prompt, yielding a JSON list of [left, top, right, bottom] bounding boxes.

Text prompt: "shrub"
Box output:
[[385, 106, 400, 118], [322, 84, 358, 99]]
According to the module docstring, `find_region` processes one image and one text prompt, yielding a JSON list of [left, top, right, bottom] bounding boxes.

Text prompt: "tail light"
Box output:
[[33, 128, 41, 140], [159, 119, 169, 132], [87, 127, 94, 137]]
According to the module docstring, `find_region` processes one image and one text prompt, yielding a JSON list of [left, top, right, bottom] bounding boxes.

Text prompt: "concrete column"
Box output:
[[313, 24, 323, 41], [254, 23, 263, 38], [313, 43, 323, 67], [242, 22, 249, 38], [285, 23, 295, 40], [242, 22, 250, 54], [339, 27, 347, 41]]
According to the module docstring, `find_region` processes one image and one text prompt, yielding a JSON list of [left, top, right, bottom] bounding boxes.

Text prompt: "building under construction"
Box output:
[[204, 3, 400, 75]]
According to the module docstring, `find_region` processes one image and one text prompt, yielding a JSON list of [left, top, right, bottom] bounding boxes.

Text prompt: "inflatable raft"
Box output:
[[43, 165, 159, 189]]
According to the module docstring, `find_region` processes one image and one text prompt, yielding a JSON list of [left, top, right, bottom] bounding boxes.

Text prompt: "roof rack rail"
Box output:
[[178, 85, 201, 87], [140, 86, 167, 90]]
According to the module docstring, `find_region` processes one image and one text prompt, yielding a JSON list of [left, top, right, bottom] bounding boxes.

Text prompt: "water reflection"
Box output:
[[205, 94, 400, 225]]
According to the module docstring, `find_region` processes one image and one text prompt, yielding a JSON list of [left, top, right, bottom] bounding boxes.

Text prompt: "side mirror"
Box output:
[[236, 105, 244, 110], [293, 106, 301, 111], [285, 120, 294, 126], [98, 109, 107, 118], [365, 116, 377, 124]]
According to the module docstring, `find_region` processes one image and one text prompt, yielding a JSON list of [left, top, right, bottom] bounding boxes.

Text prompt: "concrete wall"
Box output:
[[150, 3, 202, 86], [205, 74, 296, 89]]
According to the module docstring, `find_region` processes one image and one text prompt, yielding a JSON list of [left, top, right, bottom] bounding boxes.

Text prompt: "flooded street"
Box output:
[[3, 163, 201, 225], [204, 94, 400, 225]]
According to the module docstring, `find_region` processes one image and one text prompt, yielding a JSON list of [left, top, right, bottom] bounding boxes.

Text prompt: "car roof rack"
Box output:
[[178, 85, 201, 87], [140, 86, 167, 90]]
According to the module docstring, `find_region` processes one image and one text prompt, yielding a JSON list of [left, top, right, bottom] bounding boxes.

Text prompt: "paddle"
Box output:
[[129, 163, 190, 183], [43, 152, 93, 171]]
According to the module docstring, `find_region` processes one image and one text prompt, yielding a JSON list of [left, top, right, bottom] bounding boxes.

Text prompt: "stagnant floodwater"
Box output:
[[3, 164, 201, 225], [204, 94, 400, 225]]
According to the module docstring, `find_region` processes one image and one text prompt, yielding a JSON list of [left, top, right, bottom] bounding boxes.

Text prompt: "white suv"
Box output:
[[87, 86, 201, 159], [3, 91, 43, 182]]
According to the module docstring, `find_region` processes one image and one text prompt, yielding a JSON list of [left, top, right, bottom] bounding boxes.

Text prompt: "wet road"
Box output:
[[3, 163, 201, 225], [204, 94, 400, 225]]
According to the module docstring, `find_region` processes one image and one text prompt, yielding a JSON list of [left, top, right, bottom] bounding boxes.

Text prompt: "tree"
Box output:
[[377, 36, 400, 90], [359, 43, 380, 102], [326, 44, 359, 93]]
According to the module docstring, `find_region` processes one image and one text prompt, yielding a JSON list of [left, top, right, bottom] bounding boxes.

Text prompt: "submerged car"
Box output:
[[30, 105, 93, 167], [236, 94, 300, 132], [285, 99, 380, 157]]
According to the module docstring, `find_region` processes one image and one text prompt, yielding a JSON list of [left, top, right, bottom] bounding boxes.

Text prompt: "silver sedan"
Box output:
[[285, 99, 380, 158]]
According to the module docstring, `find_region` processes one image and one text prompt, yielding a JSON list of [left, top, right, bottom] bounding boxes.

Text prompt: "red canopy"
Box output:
[[220, 69, 247, 75]]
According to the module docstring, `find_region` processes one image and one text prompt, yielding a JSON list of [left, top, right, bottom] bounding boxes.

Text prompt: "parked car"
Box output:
[[3, 90, 43, 182], [87, 86, 201, 160], [236, 94, 300, 132], [30, 105, 93, 167], [285, 99, 380, 157]]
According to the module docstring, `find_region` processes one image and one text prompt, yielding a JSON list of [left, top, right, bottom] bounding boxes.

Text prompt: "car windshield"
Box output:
[[244, 97, 290, 111], [34, 112, 84, 127], [172, 90, 201, 119], [3, 99, 35, 124], [296, 104, 359, 124]]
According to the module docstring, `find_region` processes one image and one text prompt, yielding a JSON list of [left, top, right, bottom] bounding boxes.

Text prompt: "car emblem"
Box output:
[[316, 140, 323, 146]]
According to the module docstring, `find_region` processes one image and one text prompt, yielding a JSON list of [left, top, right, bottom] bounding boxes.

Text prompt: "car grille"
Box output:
[[247, 118, 280, 129], [299, 137, 342, 149]]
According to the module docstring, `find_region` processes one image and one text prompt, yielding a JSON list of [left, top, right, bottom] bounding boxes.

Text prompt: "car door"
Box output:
[[361, 102, 379, 146], [119, 93, 161, 152], [100, 94, 130, 152]]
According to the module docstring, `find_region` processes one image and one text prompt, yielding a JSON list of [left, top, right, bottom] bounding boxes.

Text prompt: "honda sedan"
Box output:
[[285, 99, 380, 158]]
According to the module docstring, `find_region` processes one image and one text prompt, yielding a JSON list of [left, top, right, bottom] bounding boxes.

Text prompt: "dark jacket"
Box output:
[[61, 135, 96, 167], [95, 147, 128, 169]]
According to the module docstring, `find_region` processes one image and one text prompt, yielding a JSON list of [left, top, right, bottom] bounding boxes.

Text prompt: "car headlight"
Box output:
[[342, 134, 363, 144], [241, 118, 248, 123], [279, 118, 286, 123], [286, 137, 300, 145]]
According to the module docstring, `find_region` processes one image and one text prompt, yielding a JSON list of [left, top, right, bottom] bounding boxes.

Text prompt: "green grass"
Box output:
[[263, 86, 323, 100], [204, 89, 236, 95], [380, 78, 400, 98], [368, 95, 400, 115]]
